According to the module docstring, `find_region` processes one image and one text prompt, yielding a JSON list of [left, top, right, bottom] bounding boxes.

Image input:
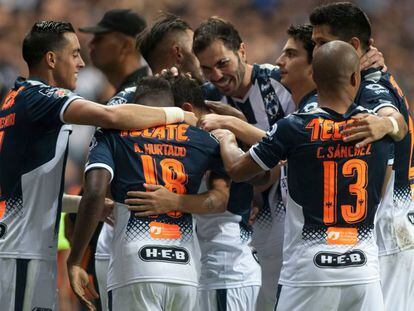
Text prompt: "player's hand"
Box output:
[[342, 113, 392, 147], [205, 101, 247, 121], [101, 198, 115, 226], [360, 45, 387, 72], [199, 114, 232, 131], [67, 264, 98, 311], [159, 67, 179, 77], [125, 184, 180, 217], [184, 111, 198, 126], [211, 129, 236, 143]]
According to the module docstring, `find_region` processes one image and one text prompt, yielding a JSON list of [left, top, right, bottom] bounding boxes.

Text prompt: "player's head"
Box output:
[[22, 21, 85, 91], [193, 17, 247, 97], [80, 9, 146, 72], [276, 24, 314, 92], [312, 40, 360, 100], [310, 2, 372, 56], [134, 76, 174, 107], [138, 13, 203, 82], [166, 74, 207, 119]]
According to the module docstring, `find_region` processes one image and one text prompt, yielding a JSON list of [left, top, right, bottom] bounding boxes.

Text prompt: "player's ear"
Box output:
[[181, 102, 194, 112], [350, 71, 358, 87], [45, 51, 57, 69], [238, 42, 247, 62], [348, 37, 361, 52]]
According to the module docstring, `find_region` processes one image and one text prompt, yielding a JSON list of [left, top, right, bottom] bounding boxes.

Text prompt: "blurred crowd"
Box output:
[[0, 1, 413, 308]]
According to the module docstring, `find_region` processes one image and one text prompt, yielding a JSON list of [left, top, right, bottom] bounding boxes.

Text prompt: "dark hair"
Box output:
[[22, 21, 75, 68], [287, 24, 314, 63], [166, 74, 206, 110], [193, 17, 242, 54], [134, 76, 174, 107], [309, 2, 371, 51], [138, 13, 190, 67]]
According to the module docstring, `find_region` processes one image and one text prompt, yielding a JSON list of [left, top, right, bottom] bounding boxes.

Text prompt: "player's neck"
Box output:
[[291, 80, 316, 108], [105, 58, 141, 90], [232, 63, 253, 99], [28, 68, 56, 87], [317, 90, 354, 114]]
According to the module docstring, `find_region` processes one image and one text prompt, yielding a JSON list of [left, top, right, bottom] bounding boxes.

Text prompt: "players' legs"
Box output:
[[198, 286, 260, 311], [256, 254, 282, 311], [110, 282, 197, 311], [339, 282, 384, 311], [380, 249, 414, 311], [0, 258, 57, 311], [275, 285, 340, 311], [95, 258, 110, 311]]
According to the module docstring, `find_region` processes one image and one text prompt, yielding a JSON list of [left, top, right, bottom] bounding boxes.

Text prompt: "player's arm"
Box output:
[[62, 194, 81, 213], [213, 129, 266, 182], [125, 172, 230, 216], [205, 100, 247, 121], [342, 108, 407, 147], [67, 169, 111, 311], [200, 114, 266, 146], [63, 98, 197, 129]]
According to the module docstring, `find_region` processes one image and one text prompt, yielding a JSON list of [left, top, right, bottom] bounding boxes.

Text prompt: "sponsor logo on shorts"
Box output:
[[139, 245, 189, 264], [0, 222, 7, 239], [407, 212, 414, 225], [314, 250, 366, 268]]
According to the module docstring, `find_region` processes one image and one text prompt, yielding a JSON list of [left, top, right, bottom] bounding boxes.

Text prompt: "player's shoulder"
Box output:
[[359, 69, 393, 98], [18, 77, 74, 100], [201, 82, 223, 101], [253, 63, 282, 82], [107, 86, 137, 106]]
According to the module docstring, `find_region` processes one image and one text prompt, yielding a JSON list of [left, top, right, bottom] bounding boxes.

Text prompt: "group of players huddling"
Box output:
[[0, 2, 413, 311]]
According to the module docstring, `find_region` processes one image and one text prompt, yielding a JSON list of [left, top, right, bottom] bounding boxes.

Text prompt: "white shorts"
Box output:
[[380, 248, 414, 311], [0, 258, 57, 311], [95, 258, 110, 311], [276, 282, 384, 311], [198, 286, 260, 311], [109, 282, 197, 311], [256, 253, 282, 311]]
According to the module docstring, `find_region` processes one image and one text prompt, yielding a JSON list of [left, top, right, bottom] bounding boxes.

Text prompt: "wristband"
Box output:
[[387, 116, 399, 135], [163, 107, 184, 124]]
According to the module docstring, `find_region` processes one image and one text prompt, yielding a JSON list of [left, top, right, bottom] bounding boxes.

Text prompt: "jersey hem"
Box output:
[[108, 277, 198, 292], [279, 276, 379, 287], [0, 252, 56, 260]]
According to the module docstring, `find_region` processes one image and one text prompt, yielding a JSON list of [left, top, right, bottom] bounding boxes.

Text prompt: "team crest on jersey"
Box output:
[[313, 250, 366, 268], [108, 96, 128, 106], [139, 245, 190, 264]]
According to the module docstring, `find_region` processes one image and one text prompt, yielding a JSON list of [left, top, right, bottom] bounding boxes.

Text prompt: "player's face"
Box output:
[[53, 32, 85, 91], [276, 38, 312, 91], [311, 24, 339, 56], [178, 30, 204, 83], [196, 39, 246, 97], [88, 32, 124, 71]]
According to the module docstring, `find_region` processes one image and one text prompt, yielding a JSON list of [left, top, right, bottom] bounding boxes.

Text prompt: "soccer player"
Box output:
[[79, 8, 149, 93], [214, 40, 393, 311], [0, 21, 194, 311], [67, 75, 228, 311], [308, 2, 414, 309]]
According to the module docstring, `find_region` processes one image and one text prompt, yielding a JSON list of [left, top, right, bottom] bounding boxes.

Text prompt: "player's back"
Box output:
[[0, 77, 81, 259], [251, 104, 393, 286], [86, 123, 223, 291]]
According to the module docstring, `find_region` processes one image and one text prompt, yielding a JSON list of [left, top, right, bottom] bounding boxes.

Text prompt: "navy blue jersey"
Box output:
[[356, 69, 413, 197], [0, 77, 81, 259], [106, 86, 136, 106], [250, 104, 393, 285], [251, 104, 392, 229], [86, 123, 224, 241], [297, 89, 318, 113]]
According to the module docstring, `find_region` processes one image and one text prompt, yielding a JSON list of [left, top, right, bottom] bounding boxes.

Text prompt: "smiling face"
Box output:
[[276, 37, 312, 91], [53, 32, 85, 90], [196, 39, 246, 97]]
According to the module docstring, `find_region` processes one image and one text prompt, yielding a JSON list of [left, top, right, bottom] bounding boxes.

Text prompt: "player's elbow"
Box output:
[[227, 164, 248, 183]]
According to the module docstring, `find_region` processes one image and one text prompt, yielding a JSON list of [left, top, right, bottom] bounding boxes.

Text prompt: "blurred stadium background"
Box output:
[[0, 0, 412, 309]]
